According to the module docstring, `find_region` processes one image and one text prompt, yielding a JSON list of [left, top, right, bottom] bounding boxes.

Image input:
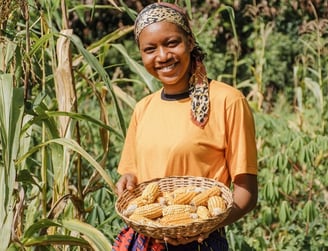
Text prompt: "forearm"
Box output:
[[219, 174, 258, 227]]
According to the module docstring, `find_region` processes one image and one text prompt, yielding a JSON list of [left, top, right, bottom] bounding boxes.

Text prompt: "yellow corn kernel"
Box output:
[[159, 212, 195, 226], [128, 196, 148, 207], [156, 196, 168, 206], [172, 191, 198, 205], [133, 203, 163, 219], [162, 204, 196, 216], [196, 205, 211, 220], [172, 186, 198, 194], [207, 195, 226, 216], [141, 182, 160, 203], [123, 204, 138, 217], [129, 213, 159, 227], [161, 192, 174, 206], [190, 186, 222, 206]]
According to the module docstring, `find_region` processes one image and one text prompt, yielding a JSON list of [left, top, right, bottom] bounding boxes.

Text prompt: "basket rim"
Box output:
[[115, 175, 233, 239]]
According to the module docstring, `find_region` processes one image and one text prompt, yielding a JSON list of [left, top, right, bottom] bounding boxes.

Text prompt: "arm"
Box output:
[[218, 173, 258, 227]]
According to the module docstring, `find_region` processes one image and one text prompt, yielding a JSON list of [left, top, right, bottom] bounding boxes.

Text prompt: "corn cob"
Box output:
[[160, 192, 174, 206], [171, 186, 198, 194], [133, 203, 163, 219], [128, 196, 148, 207], [196, 205, 211, 220], [129, 213, 159, 227], [123, 204, 138, 217], [141, 182, 160, 203], [162, 204, 196, 216], [190, 186, 222, 206], [156, 196, 168, 206], [207, 195, 226, 216], [172, 191, 197, 205], [159, 212, 195, 226]]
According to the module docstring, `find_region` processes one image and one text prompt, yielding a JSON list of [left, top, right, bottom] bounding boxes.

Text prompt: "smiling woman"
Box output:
[[138, 22, 194, 94], [113, 2, 258, 251]]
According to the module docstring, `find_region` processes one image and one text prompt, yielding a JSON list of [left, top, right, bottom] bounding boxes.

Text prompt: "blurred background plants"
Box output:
[[0, 0, 327, 250]]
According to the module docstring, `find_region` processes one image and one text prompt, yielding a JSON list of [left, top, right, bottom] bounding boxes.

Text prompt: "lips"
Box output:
[[156, 63, 177, 73]]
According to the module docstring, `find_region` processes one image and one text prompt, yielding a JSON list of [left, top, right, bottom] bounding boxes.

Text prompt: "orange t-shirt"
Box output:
[[117, 80, 257, 187]]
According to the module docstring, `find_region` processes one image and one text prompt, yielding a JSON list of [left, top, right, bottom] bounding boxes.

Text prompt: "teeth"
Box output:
[[160, 63, 175, 72]]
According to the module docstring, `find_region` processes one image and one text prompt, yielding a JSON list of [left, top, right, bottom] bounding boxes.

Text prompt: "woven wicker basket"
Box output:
[[115, 176, 233, 239]]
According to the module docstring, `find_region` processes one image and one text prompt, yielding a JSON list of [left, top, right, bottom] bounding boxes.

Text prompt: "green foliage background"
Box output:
[[0, 0, 327, 250]]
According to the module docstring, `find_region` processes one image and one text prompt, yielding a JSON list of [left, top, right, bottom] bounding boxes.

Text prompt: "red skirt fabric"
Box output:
[[112, 227, 228, 251]]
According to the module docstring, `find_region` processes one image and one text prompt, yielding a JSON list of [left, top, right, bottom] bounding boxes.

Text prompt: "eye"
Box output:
[[143, 46, 156, 54], [167, 40, 179, 47]]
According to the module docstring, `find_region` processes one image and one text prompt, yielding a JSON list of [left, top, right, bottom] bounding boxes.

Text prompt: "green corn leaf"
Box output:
[[23, 219, 62, 239], [111, 43, 160, 93], [62, 219, 112, 251], [24, 234, 89, 247], [0, 74, 24, 251], [15, 138, 116, 193]]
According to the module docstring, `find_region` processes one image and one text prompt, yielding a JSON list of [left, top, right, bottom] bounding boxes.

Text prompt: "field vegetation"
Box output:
[[0, 0, 327, 250]]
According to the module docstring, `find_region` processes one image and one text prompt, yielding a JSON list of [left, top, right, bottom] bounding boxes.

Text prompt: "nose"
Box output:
[[157, 46, 171, 62]]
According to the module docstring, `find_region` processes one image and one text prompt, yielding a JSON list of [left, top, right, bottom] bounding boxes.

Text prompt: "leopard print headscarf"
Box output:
[[135, 3, 210, 128]]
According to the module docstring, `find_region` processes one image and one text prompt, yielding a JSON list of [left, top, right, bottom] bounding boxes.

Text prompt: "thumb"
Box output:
[[126, 175, 137, 190]]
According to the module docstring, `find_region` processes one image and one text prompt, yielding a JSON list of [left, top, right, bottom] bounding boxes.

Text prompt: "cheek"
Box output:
[[141, 55, 156, 73]]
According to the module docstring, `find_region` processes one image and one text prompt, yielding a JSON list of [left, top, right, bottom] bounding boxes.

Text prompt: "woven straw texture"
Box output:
[[115, 176, 233, 239]]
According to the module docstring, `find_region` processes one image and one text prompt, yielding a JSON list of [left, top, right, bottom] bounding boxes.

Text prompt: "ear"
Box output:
[[188, 35, 196, 52]]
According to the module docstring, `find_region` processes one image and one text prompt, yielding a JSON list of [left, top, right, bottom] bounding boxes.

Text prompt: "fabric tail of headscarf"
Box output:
[[189, 57, 210, 128]]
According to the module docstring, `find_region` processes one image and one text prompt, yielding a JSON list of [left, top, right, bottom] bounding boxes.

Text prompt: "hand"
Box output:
[[156, 231, 211, 246], [115, 173, 137, 196]]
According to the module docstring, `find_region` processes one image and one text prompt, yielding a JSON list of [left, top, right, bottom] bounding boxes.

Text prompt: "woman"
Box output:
[[113, 2, 258, 251]]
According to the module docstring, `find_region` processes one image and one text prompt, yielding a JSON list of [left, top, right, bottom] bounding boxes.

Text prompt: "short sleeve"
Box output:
[[225, 97, 258, 181], [117, 109, 138, 176]]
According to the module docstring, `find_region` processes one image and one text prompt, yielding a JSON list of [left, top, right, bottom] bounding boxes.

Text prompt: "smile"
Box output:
[[157, 63, 177, 73]]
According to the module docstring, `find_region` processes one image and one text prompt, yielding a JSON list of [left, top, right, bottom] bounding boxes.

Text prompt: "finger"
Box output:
[[164, 237, 179, 246], [197, 236, 204, 243], [115, 179, 126, 196], [197, 233, 209, 243], [116, 174, 137, 195], [126, 176, 137, 190]]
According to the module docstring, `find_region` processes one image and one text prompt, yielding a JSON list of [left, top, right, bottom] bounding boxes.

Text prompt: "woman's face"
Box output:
[[138, 21, 194, 93]]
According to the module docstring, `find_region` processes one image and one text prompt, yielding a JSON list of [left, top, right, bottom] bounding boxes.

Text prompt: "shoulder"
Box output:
[[134, 89, 162, 111], [209, 80, 245, 106], [210, 80, 244, 97]]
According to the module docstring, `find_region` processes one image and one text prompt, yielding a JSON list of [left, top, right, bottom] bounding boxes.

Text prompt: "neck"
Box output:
[[161, 89, 189, 100], [162, 83, 190, 95]]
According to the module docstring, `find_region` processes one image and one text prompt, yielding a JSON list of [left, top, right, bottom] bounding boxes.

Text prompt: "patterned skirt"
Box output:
[[112, 227, 228, 251]]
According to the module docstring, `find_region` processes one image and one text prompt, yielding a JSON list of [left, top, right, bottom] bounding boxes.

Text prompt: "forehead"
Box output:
[[138, 22, 187, 43]]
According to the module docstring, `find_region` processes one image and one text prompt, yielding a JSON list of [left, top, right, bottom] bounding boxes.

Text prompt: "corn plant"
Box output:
[[0, 46, 25, 251], [0, 0, 140, 249], [1, 0, 328, 250]]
